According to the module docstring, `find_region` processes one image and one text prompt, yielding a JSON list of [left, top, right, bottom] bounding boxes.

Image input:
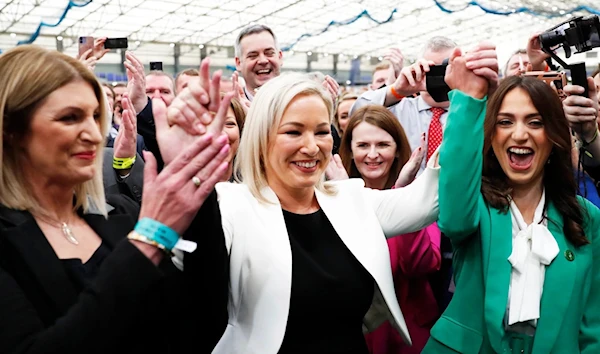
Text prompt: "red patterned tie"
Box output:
[[427, 107, 445, 162]]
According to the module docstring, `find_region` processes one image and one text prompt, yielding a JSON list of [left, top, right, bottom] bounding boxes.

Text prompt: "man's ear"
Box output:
[[235, 57, 241, 72]]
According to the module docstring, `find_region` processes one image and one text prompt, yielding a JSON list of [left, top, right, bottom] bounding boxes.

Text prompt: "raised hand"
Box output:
[[445, 47, 490, 100], [166, 58, 234, 136], [395, 133, 426, 188], [322, 75, 340, 102], [76, 48, 97, 72], [325, 154, 349, 181], [232, 71, 251, 113], [392, 59, 435, 97], [463, 41, 499, 96], [124, 52, 148, 114], [563, 77, 600, 142], [92, 37, 110, 61], [138, 134, 230, 235], [384, 48, 404, 78], [113, 93, 138, 159], [526, 33, 551, 72], [157, 57, 234, 165]]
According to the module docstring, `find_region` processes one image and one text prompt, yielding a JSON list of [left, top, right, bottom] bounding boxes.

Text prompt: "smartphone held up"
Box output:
[[78, 36, 128, 57]]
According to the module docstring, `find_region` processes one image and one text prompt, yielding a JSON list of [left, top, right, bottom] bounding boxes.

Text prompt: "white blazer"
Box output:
[[208, 165, 439, 354]]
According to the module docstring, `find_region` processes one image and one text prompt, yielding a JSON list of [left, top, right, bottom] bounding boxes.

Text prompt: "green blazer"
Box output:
[[422, 90, 600, 354]]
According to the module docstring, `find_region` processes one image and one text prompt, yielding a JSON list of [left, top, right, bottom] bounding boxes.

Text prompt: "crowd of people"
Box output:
[[0, 20, 600, 354]]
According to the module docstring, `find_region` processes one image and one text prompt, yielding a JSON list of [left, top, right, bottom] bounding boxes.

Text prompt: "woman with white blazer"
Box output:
[[165, 68, 440, 353]]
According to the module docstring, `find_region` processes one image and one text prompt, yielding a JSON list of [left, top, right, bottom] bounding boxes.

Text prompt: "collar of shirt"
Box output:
[[244, 87, 255, 102], [416, 95, 433, 112]]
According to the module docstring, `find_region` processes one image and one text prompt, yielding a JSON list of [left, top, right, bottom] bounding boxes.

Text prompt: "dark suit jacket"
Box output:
[[137, 98, 163, 170], [103, 148, 144, 204], [0, 195, 196, 353]]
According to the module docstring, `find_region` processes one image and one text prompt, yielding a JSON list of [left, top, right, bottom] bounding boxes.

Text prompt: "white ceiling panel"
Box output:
[[0, 0, 598, 70]]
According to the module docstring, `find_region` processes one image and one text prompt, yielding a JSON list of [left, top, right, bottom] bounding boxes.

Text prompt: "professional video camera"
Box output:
[[539, 15, 600, 97], [424, 15, 600, 102]]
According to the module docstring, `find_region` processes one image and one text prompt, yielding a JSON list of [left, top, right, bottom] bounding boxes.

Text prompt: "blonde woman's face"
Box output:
[[20, 81, 103, 185], [265, 94, 332, 195], [222, 107, 240, 181], [337, 99, 355, 134]]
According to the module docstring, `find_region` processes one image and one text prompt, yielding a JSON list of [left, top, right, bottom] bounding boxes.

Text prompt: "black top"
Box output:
[[277, 209, 373, 354], [0, 194, 225, 354], [61, 241, 111, 292]]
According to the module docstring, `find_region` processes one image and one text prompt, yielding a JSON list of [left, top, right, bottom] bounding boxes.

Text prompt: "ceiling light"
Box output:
[[10, 33, 16, 38], [366, 55, 371, 60], [199, 44, 204, 49], [290, 50, 295, 55], [353, 55, 358, 59], [307, 51, 313, 56], [324, 53, 329, 57], [57, 36, 63, 41], [345, 80, 351, 85], [378, 56, 383, 61], [135, 40, 141, 46], [169, 43, 175, 47]]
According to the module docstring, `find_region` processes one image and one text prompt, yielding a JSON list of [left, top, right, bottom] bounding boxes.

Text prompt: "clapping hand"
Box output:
[[113, 93, 138, 160], [395, 133, 426, 188], [325, 154, 349, 181], [384, 48, 404, 78], [322, 75, 340, 103], [232, 71, 252, 113], [124, 52, 148, 114], [138, 134, 230, 235]]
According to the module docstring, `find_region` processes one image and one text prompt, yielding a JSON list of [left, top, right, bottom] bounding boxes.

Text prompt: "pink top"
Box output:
[[365, 223, 442, 354]]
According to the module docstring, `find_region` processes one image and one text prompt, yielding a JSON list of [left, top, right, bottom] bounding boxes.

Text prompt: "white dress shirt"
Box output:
[[507, 190, 559, 326]]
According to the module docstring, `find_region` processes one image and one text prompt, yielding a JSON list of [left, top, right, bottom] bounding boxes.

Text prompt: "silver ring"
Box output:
[[192, 176, 201, 187]]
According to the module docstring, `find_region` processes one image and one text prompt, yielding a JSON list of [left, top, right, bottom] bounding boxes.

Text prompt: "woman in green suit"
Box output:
[[423, 47, 600, 354]]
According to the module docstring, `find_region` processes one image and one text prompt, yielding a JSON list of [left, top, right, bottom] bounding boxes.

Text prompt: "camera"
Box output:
[[150, 61, 163, 71], [539, 15, 600, 97], [539, 15, 600, 59], [104, 38, 128, 49], [426, 59, 451, 102]]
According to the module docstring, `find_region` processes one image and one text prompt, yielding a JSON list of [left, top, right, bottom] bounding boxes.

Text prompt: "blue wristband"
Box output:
[[134, 218, 180, 251]]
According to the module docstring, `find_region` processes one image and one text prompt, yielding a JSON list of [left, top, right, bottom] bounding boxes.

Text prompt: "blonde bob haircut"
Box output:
[[0, 45, 109, 216], [235, 72, 336, 202]]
